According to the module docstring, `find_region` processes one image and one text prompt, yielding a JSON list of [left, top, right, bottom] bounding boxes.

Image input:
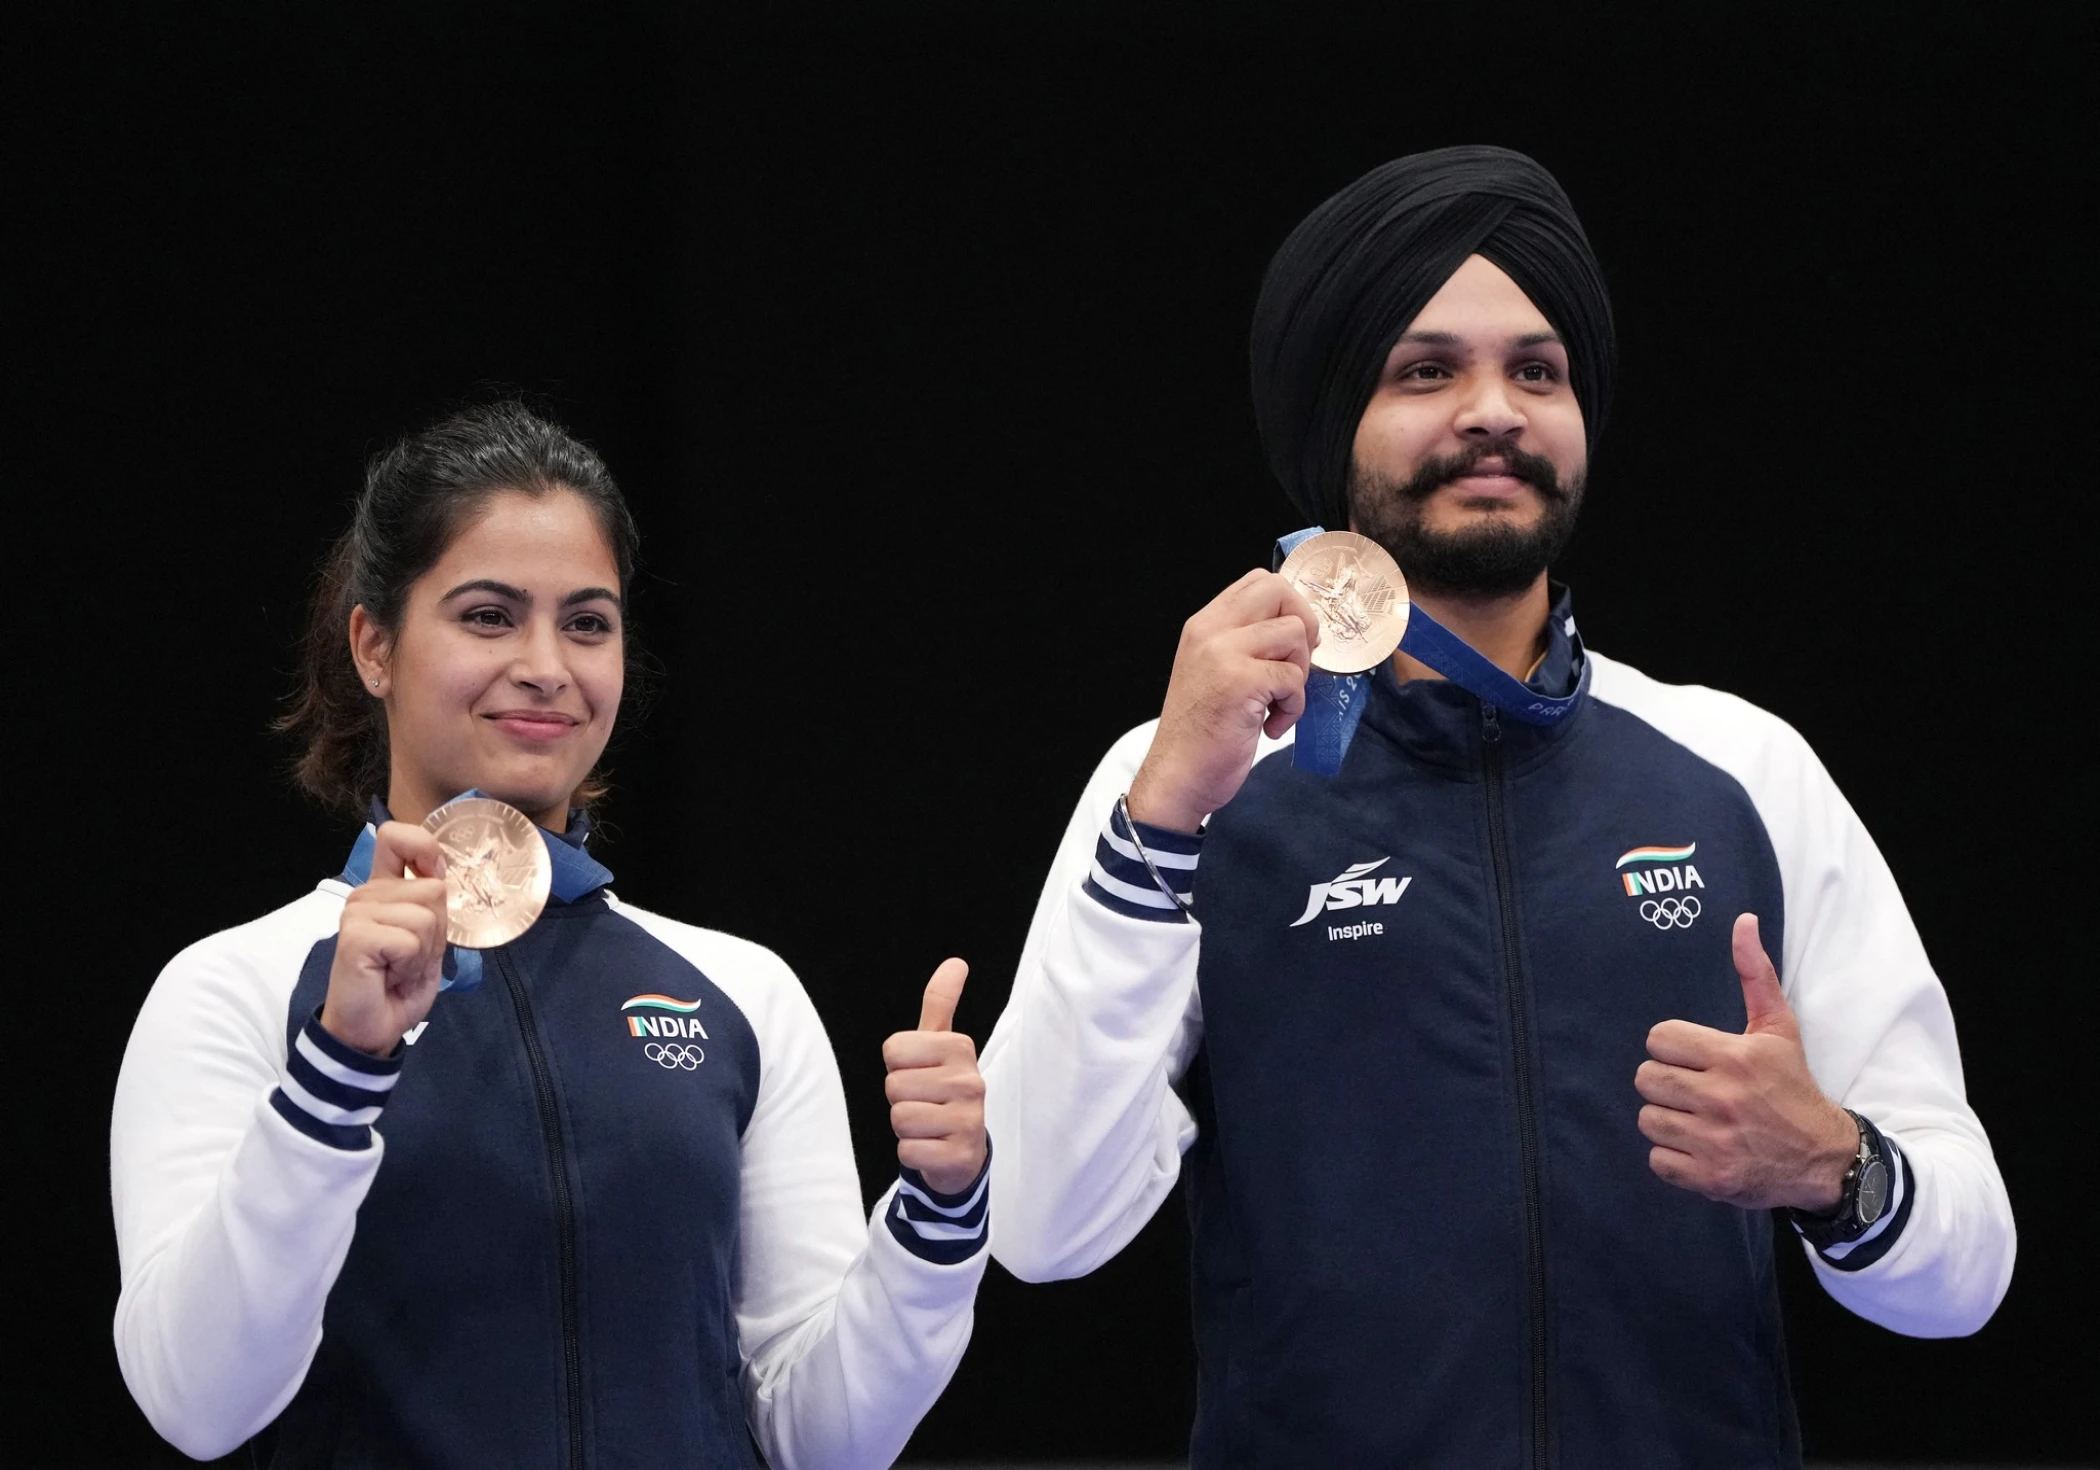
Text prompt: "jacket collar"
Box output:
[[1357, 582, 1590, 770]]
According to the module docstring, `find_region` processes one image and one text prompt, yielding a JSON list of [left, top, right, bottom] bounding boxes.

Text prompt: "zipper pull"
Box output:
[[1482, 704, 1503, 743]]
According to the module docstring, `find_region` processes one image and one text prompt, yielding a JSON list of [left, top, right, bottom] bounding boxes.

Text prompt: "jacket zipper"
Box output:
[[496, 948, 587, 1469], [1482, 705, 1549, 1470]]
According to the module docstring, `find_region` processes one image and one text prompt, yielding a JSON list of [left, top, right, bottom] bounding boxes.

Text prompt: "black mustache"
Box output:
[[1399, 442, 1567, 502]]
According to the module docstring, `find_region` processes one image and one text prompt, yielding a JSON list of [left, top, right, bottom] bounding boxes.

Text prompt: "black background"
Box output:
[[14, 4, 2094, 1464]]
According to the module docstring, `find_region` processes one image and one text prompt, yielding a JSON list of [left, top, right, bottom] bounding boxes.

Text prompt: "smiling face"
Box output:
[[350, 488, 624, 830], [1348, 253, 1588, 599]]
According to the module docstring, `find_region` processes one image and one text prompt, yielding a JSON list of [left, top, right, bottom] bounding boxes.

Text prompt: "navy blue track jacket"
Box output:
[[983, 591, 2011, 1469], [113, 820, 988, 1467]]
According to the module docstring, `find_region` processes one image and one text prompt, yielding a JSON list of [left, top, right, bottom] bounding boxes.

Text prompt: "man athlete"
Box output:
[[979, 145, 2013, 1467]]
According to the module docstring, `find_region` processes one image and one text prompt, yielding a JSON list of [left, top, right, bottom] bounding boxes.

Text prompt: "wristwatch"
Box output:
[[1790, 1109, 1891, 1249]]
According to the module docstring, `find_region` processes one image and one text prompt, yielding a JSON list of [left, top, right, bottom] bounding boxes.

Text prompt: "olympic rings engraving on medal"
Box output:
[[643, 1042, 705, 1070], [1639, 896, 1701, 930]]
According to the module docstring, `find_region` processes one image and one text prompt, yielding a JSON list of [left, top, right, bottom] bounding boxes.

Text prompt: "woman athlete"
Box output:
[[111, 404, 989, 1468]]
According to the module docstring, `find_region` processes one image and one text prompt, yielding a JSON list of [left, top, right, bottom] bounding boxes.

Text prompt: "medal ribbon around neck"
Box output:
[[1273, 527, 1583, 776], [339, 790, 613, 992]]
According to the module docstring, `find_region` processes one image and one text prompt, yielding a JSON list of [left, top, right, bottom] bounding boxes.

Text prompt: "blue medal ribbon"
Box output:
[[338, 791, 613, 992], [1274, 527, 1584, 776]]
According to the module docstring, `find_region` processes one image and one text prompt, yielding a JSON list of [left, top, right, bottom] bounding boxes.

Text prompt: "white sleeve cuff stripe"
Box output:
[[294, 1028, 402, 1093], [1089, 861, 1183, 909], [897, 1173, 989, 1217], [278, 1071, 386, 1128], [1101, 826, 1200, 870], [1095, 845, 1192, 898]]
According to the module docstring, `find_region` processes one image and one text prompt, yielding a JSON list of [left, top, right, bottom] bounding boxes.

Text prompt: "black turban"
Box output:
[[1249, 145, 1616, 529]]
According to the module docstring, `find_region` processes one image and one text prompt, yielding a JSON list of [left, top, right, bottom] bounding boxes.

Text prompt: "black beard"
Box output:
[[1347, 441, 1584, 599]]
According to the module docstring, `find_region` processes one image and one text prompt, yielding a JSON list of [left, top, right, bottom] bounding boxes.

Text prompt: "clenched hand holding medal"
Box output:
[[1124, 526, 1585, 835], [319, 793, 557, 1057], [1275, 525, 1581, 774]]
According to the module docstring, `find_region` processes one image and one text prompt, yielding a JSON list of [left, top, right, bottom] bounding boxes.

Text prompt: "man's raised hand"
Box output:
[[1635, 913, 1859, 1211], [882, 958, 987, 1196], [1126, 569, 1322, 835]]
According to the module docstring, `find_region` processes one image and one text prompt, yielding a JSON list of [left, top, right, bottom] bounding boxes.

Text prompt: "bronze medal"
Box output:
[[1277, 530, 1411, 675], [420, 797, 551, 949]]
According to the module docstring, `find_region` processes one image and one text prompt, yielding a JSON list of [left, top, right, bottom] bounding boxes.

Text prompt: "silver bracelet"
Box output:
[[1117, 793, 1193, 914]]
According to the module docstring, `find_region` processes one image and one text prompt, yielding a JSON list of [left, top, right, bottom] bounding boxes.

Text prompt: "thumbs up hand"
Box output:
[[882, 958, 988, 1196], [1635, 914, 1860, 1211]]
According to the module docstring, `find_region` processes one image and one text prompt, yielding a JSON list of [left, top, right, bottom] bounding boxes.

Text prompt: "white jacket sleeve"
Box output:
[[1589, 656, 2015, 1337], [633, 924, 986, 1470], [110, 895, 387, 1461], [1756, 720, 2015, 1335], [980, 721, 1220, 1283]]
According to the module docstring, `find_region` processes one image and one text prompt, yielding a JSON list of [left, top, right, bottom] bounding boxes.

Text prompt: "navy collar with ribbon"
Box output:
[[1275, 526, 1586, 775], [339, 792, 613, 992]]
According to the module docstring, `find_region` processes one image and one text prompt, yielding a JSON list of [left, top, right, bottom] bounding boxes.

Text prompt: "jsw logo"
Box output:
[[1291, 858, 1413, 927]]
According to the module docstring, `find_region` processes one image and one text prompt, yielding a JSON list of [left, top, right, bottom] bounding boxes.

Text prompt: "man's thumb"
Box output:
[[1733, 913, 1794, 1038], [918, 957, 969, 1033]]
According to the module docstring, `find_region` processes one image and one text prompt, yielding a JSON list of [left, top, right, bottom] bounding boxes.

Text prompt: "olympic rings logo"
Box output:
[[1639, 896, 1701, 930], [643, 1042, 705, 1070]]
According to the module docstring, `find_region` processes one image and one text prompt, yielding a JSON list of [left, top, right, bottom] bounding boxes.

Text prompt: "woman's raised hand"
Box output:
[[320, 822, 451, 1057], [882, 958, 988, 1195]]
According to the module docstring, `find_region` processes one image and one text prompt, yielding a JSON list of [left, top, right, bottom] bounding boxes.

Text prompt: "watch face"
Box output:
[[1857, 1158, 1890, 1225]]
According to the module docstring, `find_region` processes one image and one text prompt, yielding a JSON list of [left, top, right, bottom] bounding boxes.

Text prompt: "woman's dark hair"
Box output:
[[279, 401, 641, 820]]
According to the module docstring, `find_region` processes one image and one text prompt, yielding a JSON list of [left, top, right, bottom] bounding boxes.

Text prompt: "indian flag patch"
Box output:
[[1616, 843, 1696, 868], [1615, 843, 1704, 897]]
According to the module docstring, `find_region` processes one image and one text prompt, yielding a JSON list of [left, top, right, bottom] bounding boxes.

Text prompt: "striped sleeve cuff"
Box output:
[[885, 1146, 990, 1266], [1081, 801, 1202, 923], [1800, 1129, 1913, 1272], [268, 1009, 405, 1152]]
